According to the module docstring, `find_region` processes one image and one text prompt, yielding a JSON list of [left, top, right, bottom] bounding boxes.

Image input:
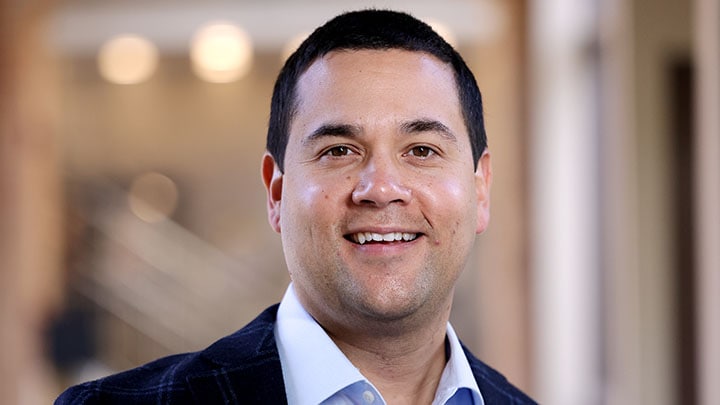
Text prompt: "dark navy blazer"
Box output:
[[56, 305, 537, 404]]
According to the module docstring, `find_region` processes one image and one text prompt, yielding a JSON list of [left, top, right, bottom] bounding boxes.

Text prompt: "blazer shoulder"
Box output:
[[462, 344, 538, 404], [196, 304, 280, 368], [55, 305, 282, 404], [54, 352, 201, 404]]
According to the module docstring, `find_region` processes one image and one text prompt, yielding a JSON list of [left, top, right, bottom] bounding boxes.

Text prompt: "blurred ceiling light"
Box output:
[[190, 22, 253, 83], [129, 172, 179, 223], [281, 31, 309, 63], [98, 35, 158, 84], [425, 19, 458, 48]]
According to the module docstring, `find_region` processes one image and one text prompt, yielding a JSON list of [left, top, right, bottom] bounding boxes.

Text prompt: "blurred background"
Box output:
[[0, 0, 718, 404]]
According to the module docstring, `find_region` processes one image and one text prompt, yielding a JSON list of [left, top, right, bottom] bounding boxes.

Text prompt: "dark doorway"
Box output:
[[669, 58, 696, 405]]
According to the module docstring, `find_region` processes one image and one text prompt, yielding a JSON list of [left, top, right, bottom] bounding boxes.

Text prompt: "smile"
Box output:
[[348, 232, 419, 245]]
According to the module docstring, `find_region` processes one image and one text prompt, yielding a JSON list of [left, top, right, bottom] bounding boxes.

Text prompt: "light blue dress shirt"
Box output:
[[274, 284, 484, 405]]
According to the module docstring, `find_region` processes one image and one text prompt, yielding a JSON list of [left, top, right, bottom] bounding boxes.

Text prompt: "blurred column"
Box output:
[[597, 0, 643, 403], [528, 0, 603, 403], [694, 0, 720, 404], [0, 1, 63, 404]]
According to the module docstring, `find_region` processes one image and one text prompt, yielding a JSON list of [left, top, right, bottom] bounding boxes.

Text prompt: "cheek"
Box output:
[[300, 183, 327, 205], [425, 175, 476, 210], [422, 175, 478, 234], [282, 176, 342, 227]]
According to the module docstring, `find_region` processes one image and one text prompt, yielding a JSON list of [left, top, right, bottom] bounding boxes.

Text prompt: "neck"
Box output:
[[326, 307, 451, 404]]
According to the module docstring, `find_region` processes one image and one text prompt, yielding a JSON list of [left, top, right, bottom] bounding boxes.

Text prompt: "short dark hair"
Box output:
[[266, 9, 487, 172]]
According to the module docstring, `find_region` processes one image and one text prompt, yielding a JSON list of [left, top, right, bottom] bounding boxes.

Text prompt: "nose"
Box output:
[[351, 156, 412, 207]]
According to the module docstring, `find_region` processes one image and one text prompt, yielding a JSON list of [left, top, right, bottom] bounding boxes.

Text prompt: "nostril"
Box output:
[[351, 179, 412, 207]]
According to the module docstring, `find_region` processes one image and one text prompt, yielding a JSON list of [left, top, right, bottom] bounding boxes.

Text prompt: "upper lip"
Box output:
[[347, 226, 421, 234], [344, 226, 422, 235]]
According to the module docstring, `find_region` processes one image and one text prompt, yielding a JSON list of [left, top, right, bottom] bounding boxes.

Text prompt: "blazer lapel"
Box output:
[[187, 305, 288, 404]]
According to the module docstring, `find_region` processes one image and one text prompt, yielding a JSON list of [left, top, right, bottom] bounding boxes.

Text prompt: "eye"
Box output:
[[407, 145, 436, 158], [323, 145, 354, 157]]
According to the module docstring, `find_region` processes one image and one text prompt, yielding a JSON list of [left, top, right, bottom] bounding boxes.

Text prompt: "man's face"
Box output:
[[263, 49, 491, 329]]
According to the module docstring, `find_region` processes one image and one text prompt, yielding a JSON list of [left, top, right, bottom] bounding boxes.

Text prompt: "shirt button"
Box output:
[[362, 390, 375, 403]]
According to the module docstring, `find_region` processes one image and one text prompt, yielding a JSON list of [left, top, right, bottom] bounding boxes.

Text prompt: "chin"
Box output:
[[350, 287, 429, 323]]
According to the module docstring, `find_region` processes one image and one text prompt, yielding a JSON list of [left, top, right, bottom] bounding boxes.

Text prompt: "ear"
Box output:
[[262, 152, 283, 233], [474, 149, 493, 234]]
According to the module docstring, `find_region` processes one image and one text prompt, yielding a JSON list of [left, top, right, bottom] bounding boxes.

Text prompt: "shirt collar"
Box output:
[[275, 284, 368, 405], [274, 284, 484, 405], [433, 323, 484, 404]]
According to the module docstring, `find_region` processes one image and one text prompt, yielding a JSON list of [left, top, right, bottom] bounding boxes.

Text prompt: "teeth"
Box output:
[[352, 232, 418, 245]]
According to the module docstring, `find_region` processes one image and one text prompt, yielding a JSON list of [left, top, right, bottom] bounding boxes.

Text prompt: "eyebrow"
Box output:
[[400, 119, 457, 142], [304, 123, 362, 145], [302, 119, 457, 145]]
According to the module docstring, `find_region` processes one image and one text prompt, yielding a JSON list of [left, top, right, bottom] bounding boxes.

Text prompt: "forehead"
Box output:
[[291, 49, 466, 139], [296, 49, 458, 100]]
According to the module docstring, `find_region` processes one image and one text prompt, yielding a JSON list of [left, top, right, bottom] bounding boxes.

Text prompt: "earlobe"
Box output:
[[475, 150, 493, 234], [261, 152, 283, 233]]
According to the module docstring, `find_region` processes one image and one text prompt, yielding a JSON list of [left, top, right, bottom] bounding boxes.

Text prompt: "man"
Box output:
[[57, 9, 536, 404]]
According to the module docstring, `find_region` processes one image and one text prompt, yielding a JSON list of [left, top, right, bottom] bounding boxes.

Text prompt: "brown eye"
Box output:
[[326, 146, 351, 156], [409, 146, 434, 157]]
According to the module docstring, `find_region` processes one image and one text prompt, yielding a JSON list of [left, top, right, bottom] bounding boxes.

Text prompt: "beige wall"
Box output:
[[452, 0, 532, 394], [0, 2, 64, 404], [694, 1, 720, 404]]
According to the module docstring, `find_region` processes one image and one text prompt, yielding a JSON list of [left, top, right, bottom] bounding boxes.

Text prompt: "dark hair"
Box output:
[[266, 9, 487, 172]]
